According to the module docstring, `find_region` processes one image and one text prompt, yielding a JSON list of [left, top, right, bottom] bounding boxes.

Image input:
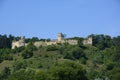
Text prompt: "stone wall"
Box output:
[[83, 37, 92, 45], [67, 40, 78, 45], [12, 33, 93, 49], [12, 36, 25, 49], [34, 41, 47, 47]]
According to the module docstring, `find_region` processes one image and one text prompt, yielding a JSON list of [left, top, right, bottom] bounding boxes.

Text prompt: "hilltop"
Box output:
[[11, 33, 92, 49], [0, 34, 120, 80]]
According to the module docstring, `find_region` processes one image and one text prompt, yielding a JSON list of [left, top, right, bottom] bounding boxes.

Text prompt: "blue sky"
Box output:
[[0, 0, 120, 39]]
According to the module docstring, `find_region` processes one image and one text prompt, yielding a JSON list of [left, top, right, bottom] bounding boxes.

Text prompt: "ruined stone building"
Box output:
[[58, 33, 64, 42], [12, 33, 92, 49], [12, 36, 26, 49], [83, 37, 92, 45]]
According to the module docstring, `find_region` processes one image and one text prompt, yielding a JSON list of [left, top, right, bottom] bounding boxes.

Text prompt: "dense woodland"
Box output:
[[0, 34, 120, 80]]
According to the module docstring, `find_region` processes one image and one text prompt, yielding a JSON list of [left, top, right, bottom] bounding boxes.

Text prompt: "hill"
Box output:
[[0, 34, 120, 80]]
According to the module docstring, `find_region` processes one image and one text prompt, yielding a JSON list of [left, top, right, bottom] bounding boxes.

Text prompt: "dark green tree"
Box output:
[[0, 67, 11, 79], [51, 61, 88, 80]]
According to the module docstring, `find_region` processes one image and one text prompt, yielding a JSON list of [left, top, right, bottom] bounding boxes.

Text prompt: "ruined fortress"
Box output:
[[12, 33, 92, 49], [12, 36, 27, 49]]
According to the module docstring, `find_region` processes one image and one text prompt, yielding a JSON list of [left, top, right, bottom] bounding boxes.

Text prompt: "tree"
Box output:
[[46, 45, 58, 51], [72, 47, 84, 59], [21, 49, 33, 59], [26, 42, 37, 51], [0, 67, 11, 79], [13, 61, 27, 71], [0, 34, 15, 49], [109, 68, 120, 80], [63, 46, 84, 60], [50, 61, 88, 80], [21, 42, 37, 59], [89, 34, 113, 50]]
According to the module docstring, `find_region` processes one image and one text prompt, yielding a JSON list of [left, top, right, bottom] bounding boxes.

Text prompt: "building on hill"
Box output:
[[11, 33, 92, 49], [34, 33, 66, 47], [83, 37, 92, 45], [12, 36, 26, 49], [58, 33, 64, 42], [34, 41, 47, 47], [67, 39, 78, 45]]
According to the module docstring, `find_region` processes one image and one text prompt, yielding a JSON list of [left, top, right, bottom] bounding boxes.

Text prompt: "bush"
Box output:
[[0, 49, 13, 61], [0, 58, 3, 63], [12, 46, 25, 53], [72, 47, 84, 59], [106, 63, 114, 70], [63, 46, 84, 60], [46, 45, 58, 51], [0, 67, 11, 79], [80, 57, 87, 64], [21, 49, 33, 59], [50, 61, 88, 80], [109, 68, 120, 80], [63, 51, 74, 60], [27, 42, 37, 51], [13, 61, 27, 71], [21, 42, 37, 59]]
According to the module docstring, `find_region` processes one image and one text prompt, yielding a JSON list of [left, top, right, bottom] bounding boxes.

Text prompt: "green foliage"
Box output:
[[0, 49, 13, 62], [27, 42, 37, 51], [89, 34, 113, 50], [25, 37, 40, 43], [63, 46, 84, 60], [9, 61, 88, 80], [109, 68, 120, 80], [77, 38, 84, 47], [0, 34, 14, 49], [0, 67, 11, 80], [11, 46, 25, 53], [80, 57, 87, 64], [72, 47, 84, 59], [50, 61, 88, 80], [106, 62, 114, 70], [8, 69, 35, 80], [13, 60, 27, 71], [21, 49, 33, 59], [112, 73, 120, 80], [21, 42, 37, 59], [0, 34, 120, 80], [46, 45, 58, 51], [63, 50, 74, 60]]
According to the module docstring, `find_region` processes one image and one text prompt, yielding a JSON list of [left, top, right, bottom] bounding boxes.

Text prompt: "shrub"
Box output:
[[63, 46, 84, 60], [80, 57, 87, 64], [50, 61, 88, 80], [13, 61, 27, 71], [106, 63, 114, 70], [27, 42, 37, 51], [21, 49, 33, 59], [0, 67, 11, 79], [12, 46, 25, 53], [46, 45, 58, 51]]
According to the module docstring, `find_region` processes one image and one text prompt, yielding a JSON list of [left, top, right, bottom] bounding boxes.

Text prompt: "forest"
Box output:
[[0, 34, 120, 80]]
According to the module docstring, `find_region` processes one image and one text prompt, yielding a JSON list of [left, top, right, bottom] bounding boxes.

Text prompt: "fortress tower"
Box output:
[[58, 33, 64, 42], [20, 36, 25, 41]]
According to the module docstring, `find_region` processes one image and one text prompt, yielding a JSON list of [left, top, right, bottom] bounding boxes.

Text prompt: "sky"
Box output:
[[0, 0, 120, 39]]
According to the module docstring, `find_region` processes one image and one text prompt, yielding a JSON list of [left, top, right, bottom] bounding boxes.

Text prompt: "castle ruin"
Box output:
[[58, 33, 64, 42], [12, 33, 92, 49], [83, 37, 92, 45], [12, 36, 26, 49]]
